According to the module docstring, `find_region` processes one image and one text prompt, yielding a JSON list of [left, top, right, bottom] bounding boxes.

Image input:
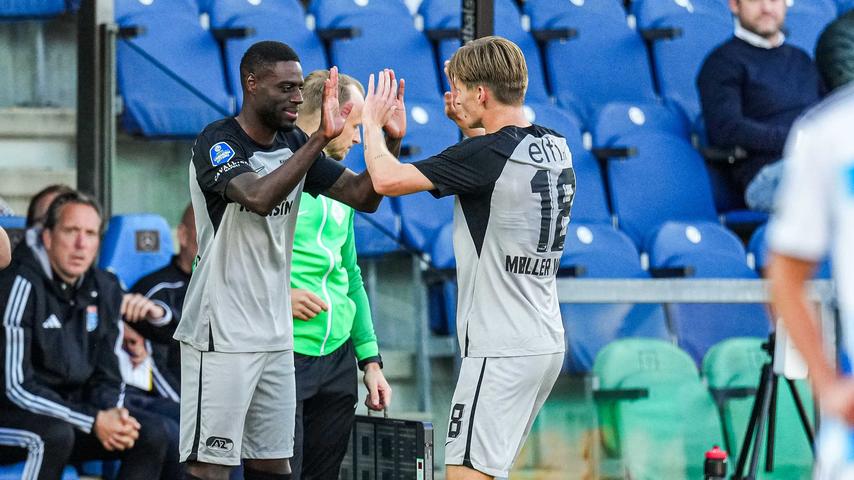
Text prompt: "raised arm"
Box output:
[[228, 67, 354, 215], [323, 72, 410, 211], [362, 70, 435, 196]]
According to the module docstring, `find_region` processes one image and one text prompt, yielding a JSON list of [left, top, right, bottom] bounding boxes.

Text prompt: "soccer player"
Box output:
[[290, 70, 396, 479], [767, 11, 854, 479], [361, 36, 575, 479], [174, 41, 382, 480]]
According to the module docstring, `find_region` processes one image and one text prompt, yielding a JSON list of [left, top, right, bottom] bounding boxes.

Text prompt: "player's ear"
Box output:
[[477, 85, 488, 105], [245, 72, 258, 95]]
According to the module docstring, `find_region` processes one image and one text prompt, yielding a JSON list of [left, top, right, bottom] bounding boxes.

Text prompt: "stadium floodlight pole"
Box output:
[[77, 0, 117, 218], [461, 0, 494, 43]]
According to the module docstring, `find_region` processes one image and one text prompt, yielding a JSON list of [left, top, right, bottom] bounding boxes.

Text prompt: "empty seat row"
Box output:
[[111, 0, 841, 138], [593, 337, 813, 479]]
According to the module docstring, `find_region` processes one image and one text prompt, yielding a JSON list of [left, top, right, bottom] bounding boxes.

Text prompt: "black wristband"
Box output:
[[358, 355, 383, 371]]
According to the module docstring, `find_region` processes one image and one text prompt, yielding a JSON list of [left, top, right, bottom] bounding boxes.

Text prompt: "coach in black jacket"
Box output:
[[0, 191, 173, 480]]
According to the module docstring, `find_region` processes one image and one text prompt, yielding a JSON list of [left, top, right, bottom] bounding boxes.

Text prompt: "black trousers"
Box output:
[[0, 404, 169, 480], [123, 387, 181, 479], [291, 341, 358, 480]]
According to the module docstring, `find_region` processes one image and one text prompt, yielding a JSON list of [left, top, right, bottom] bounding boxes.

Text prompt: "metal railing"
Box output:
[[412, 278, 837, 412]]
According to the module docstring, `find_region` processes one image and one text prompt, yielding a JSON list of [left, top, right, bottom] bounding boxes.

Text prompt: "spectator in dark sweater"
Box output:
[[697, 0, 823, 212]]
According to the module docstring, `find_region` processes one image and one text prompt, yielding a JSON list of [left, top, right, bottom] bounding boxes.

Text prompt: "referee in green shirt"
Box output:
[[290, 69, 404, 479]]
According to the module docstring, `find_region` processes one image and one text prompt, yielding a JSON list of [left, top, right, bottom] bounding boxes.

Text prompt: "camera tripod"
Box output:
[[732, 333, 815, 479]]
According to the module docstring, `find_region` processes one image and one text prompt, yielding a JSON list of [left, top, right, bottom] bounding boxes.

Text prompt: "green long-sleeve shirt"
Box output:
[[291, 193, 380, 364]]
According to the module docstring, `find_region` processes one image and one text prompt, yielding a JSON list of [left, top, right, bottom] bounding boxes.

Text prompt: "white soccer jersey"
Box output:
[[414, 124, 575, 357], [769, 84, 854, 344], [174, 118, 344, 353]]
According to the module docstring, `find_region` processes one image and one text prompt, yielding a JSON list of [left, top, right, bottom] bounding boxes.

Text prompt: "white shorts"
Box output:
[[444, 352, 563, 477], [179, 343, 296, 465], [814, 416, 854, 479]]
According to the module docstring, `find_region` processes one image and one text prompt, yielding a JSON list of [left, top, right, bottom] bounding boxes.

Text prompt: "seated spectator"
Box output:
[[0, 227, 9, 270], [117, 323, 181, 480], [129, 203, 196, 386], [0, 191, 172, 479], [23, 184, 75, 251], [697, 0, 823, 212]]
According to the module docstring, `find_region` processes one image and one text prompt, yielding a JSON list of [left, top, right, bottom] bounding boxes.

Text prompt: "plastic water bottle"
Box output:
[[704, 445, 728, 479]]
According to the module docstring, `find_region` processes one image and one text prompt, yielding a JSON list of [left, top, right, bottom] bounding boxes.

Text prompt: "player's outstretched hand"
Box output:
[[382, 71, 407, 140], [364, 69, 400, 129], [820, 378, 854, 425], [320, 66, 354, 142], [363, 362, 392, 411], [291, 288, 328, 321], [121, 293, 166, 323]]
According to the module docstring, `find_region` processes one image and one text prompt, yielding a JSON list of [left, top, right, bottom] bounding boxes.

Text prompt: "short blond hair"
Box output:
[[447, 36, 528, 106], [301, 70, 365, 117]]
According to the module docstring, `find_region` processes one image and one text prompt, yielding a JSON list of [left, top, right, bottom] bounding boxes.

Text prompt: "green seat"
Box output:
[[593, 338, 724, 479], [703, 337, 814, 479]]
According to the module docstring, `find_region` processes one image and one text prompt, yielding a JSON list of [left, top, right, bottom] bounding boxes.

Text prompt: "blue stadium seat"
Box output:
[[394, 192, 454, 253], [342, 144, 402, 258], [309, 0, 439, 102], [647, 220, 748, 271], [78, 460, 120, 480], [523, 0, 658, 124], [631, 0, 730, 25], [648, 221, 771, 365], [115, 0, 234, 137], [693, 118, 771, 228], [208, 0, 329, 108], [559, 223, 670, 374], [635, 5, 732, 122], [526, 0, 627, 25], [0, 216, 25, 229], [0, 463, 77, 480], [0, 0, 66, 18], [748, 223, 832, 279], [397, 102, 460, 163], [308, 1, 459, 159], [354, 202, 401, 258], [98, 214, 175, 289], [785, 0, 838, 55], [839, 0, 854, 13], [419, 0, 551, 102], [428, 222, 457, 335], [592, 100, 690, 147], [605, 132, 718, 249], [310, 0, 413, 32], [522, 102, 583, 135]]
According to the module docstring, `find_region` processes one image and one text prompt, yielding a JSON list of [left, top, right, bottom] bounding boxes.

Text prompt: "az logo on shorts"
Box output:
[[210, 142, 235, 166], [206, 436, 234, 452]]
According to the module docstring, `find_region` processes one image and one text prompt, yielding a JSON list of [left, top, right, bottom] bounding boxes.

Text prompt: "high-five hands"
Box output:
[[320, 66, 354, 141], [364, 69, 402, 130], [380, 70, 407, 140]]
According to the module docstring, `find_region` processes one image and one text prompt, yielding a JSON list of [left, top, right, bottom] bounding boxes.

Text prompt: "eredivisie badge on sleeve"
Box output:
[[210, 142, 235, 166]]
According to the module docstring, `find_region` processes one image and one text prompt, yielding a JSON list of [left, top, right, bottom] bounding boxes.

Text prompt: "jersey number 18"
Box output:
[[531, 168, 575, 253]]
